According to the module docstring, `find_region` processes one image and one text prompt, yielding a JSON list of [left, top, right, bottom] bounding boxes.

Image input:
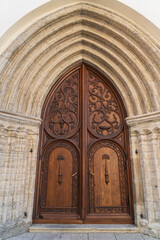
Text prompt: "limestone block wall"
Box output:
[[127, 113, 160, 238], [0, 112, 40, 239]]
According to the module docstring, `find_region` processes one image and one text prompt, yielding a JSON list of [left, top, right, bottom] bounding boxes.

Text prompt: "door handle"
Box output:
[[72, 172, 77, 177], [102, 154, 110, 184], [57, 154, 64, 185], [89, 171, 95, 176]]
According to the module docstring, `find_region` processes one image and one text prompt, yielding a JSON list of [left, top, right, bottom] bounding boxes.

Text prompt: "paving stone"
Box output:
[[33, 232, 61, 240], [5, 232, 36, 239], [141, 234, 159, 240], [89, 233, 116, 240], [5, 232, 160, 240], [60, 233, 88, 240], [115, 233, 144, 240]]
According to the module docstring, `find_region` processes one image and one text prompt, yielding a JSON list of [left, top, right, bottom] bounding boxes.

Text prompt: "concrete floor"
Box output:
[[5, 232, 159, 240]]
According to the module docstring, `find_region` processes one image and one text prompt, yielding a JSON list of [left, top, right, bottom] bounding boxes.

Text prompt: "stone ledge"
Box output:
[[0, 110, 42, 127], [29, 224, 139, 233], [126, 111, 160, 126]]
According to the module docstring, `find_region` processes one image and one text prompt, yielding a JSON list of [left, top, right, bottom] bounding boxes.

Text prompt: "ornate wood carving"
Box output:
[[40, 141, 79, 213], [45, 71, 79, 138], [86, 68, 130, 217], [88, 141, 128, 214], [88, 70, 122, 138]]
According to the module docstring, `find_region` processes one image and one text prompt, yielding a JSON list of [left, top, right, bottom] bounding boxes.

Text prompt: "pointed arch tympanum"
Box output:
[[33, 63, 134, 224]]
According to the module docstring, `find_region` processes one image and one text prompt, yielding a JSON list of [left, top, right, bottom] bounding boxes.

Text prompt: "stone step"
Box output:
[[29, 224, 139, 233]]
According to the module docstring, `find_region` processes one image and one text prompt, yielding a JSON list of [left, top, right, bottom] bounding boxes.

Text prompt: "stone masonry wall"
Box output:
[[0, 112, 40, 239], [127, 113, 160, 238]]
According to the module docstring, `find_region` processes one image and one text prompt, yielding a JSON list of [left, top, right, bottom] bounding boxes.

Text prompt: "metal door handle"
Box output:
[[89, 171, 95, 176], [72, 172, 77, 177]]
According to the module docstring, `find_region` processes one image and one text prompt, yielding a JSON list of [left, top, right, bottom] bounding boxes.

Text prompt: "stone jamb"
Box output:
[[126, 112, 160, 238]]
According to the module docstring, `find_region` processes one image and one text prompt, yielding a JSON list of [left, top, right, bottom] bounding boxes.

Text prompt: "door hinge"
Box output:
[[40, 155, 42, 160]]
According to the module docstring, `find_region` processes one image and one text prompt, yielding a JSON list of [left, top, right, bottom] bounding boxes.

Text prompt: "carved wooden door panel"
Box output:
[[33, 64, 133, 224], [34, 68, 81, 221], [86, 67, 132, 222]]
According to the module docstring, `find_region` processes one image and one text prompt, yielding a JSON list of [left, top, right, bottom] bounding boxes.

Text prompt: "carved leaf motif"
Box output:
[[45, 71, 79, 137], [88, 71, 122, 137]]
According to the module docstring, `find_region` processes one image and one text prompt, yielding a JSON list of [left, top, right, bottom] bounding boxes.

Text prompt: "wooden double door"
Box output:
[[33, 64, 133, 224]]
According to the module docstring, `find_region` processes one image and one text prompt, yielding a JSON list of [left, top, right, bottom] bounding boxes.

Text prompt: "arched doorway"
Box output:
[[1, 0, 160, 237], [33, 63, 133, 224]]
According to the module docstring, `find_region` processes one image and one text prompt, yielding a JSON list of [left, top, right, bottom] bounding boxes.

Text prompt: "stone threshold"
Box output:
[[29, 224, 139, 233]]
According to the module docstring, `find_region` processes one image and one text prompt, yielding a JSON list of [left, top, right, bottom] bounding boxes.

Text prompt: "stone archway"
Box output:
[[0, 0, 160, 238]]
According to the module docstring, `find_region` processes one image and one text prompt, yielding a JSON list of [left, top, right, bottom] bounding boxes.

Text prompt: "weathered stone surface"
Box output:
[[115, 233, 144, 240], [89, 233, 116, 240], [33, 232, 61, 240], [29, 224, 138, 233], [61, 233, 88, 240], [5, 232, 35, 240], [4, 232, 160, 240]]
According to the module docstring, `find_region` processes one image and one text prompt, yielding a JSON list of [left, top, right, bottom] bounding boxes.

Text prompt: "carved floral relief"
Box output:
[[88, 71, 122, 137], [45, 71, 79, 138]]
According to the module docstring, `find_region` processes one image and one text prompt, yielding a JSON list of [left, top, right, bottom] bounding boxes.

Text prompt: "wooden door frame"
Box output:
[[33, 63, 134, 224]]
